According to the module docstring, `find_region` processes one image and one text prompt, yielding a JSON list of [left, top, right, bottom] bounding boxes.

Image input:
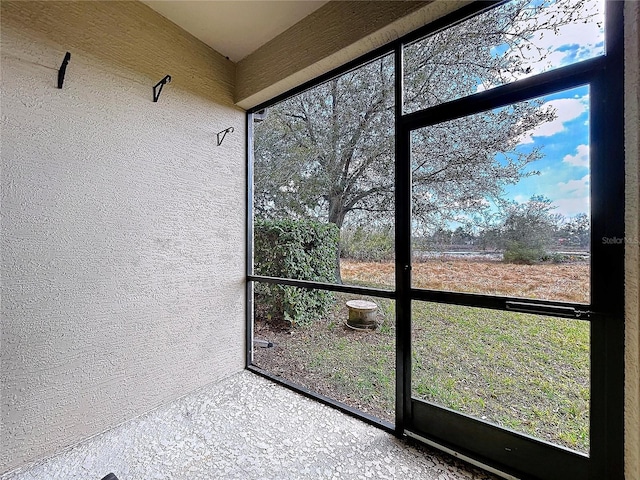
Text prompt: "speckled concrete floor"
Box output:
[[2, 371, 500, 480]]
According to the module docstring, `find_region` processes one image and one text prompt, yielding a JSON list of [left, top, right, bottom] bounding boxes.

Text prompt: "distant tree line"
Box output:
[[419, 197, 589, 252], [341, 196, 590, 264]]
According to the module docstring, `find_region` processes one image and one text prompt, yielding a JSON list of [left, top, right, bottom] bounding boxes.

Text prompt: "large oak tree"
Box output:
[[253, 0, 597, 275]]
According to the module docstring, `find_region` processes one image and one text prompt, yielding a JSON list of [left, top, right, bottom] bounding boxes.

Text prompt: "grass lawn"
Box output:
[[411, 301, 589, 451], [252, 258, 590, 454]]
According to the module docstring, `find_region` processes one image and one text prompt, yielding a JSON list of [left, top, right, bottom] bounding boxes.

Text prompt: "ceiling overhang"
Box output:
[[142, 1, 329, 63], [142, 1, 473, 109]]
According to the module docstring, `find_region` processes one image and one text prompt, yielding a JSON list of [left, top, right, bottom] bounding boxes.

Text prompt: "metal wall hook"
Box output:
[[153, 75, 171, 102], [57, 52, 71, 89], [217, 127, 234, 146]]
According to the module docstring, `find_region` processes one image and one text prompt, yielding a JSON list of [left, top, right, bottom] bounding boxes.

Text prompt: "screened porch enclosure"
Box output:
[[246, 1, 625, 479]]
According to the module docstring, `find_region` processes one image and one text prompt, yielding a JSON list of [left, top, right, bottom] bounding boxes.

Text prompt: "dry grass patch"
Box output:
[[341, 259, 589, 303]]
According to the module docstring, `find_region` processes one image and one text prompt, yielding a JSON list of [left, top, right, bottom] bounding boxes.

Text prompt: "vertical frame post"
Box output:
[[246, 112, 256, 368], [394, 43, 412, 435], [588, 1, 625, 478]]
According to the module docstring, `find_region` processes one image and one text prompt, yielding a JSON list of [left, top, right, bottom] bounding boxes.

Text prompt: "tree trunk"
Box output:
[[328, 196, 346, 284]]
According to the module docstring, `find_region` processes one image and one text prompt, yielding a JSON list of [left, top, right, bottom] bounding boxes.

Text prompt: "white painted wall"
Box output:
[[1, 1, 245, 473]]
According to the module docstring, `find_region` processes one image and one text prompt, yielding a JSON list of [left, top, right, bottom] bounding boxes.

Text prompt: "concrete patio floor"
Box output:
[[2, 371, 500, 480]]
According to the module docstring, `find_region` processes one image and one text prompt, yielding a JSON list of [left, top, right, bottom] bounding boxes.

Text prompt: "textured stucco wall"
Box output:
[[235, 0, 472, 109], [1, 1, 245, 473], [625, 2, 640, 478]]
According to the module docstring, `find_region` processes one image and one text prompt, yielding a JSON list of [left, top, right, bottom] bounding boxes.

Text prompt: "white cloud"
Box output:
[[518, 95, 588, 144], [557, 174, 590, 196], [552, 174, 590, 215], [537, 98, 588, 136], [554, 196, 590, 216], [518, 134, 535, 145], [476, 1, 604, 99], [563, 144, 590, 167], [506, 0, 604, 77]]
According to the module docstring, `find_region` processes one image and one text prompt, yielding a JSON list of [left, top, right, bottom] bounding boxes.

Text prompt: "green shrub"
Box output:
[[254, 219, 339, 327], [340, 226, 394, 261], [503, 241, 546, 265], [540, 252, 571, 264]]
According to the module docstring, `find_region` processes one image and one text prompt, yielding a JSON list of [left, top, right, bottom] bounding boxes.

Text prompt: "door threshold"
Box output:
[[404, 430, 520, 480]]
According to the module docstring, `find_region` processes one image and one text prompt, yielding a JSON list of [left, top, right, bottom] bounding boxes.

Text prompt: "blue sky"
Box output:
[[504, 85, 591, 218], [495, 0, 604, 219]]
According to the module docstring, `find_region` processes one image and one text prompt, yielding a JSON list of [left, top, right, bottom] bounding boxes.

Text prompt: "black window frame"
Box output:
[[245, 1, 625, 478]]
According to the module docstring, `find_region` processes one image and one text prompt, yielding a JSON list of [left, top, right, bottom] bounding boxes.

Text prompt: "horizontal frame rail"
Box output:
[[248, 275, 396, 299], [401, 56, 603, 130], [410, 288, 593, 320], [249, 275, 597, 319]]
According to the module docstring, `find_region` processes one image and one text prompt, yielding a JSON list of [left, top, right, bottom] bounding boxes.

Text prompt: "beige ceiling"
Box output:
[[142, 0, 329, 63]]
